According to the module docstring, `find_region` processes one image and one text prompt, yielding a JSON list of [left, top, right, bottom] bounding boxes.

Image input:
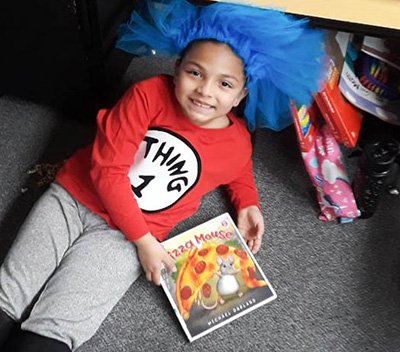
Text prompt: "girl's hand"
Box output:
[[237, 205, 264, 254], [134, 233, 177, 286]]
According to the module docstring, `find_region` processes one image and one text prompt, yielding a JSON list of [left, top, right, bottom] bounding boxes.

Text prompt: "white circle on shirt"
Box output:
[[128, 128, 201, 212]]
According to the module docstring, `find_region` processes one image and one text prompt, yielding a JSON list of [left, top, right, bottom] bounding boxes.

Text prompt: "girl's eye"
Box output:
[[188, 70, 200, 77], [221, 81, 232, 88]]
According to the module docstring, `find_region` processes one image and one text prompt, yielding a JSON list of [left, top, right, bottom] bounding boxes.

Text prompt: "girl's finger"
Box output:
[[252, 237, 262, 253], [145, 270, 152, 282], [247, 239, 254, 251], [164, 255, 177, 273], [153, 268, 161, 286]]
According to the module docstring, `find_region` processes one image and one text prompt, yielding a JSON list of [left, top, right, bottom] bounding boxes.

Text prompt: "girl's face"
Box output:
[[174, 41, 247, 129]]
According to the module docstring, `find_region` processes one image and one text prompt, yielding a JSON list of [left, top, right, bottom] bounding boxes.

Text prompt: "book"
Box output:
[[291, 101, 320, 152], [315, 58, 363, 148], [160, 213, 277, 342], [314, 92, 343, 145]]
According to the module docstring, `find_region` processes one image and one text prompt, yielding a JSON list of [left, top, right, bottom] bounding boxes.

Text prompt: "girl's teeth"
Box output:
[[193, 100, 211, 108]]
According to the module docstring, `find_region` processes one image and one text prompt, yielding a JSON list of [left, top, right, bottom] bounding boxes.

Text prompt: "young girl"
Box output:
[[0, 1, 323, 351]]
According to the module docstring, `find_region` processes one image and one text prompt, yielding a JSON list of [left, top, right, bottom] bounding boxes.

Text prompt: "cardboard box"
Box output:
[[315, 59, 363, 148]]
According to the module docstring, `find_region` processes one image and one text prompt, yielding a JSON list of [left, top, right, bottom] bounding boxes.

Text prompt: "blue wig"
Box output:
[[116, 0, 325, 131]]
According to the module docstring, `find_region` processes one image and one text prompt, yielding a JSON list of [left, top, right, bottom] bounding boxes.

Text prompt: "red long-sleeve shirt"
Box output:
[[56, 75, 260, 242]]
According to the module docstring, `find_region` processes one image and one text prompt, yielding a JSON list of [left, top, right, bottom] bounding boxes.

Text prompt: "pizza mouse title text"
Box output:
[[167, 230, 233, 260]]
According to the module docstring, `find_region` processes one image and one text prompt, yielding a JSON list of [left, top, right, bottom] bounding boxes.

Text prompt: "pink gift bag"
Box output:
[[301, 124, 359, 221]]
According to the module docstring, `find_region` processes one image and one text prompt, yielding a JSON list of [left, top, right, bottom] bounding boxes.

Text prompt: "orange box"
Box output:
[[314, 60, 363, 148]]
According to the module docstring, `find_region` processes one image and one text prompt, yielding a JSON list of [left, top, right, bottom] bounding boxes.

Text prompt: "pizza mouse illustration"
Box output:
[[175, 242, 267, 320]]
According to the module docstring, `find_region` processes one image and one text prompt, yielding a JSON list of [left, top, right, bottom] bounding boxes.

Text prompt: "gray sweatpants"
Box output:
[[0, 182, 142, 351]]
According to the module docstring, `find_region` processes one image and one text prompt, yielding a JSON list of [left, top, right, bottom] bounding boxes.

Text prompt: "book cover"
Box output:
[[291, 101, 320, 152], [160, 213, 277, 342]]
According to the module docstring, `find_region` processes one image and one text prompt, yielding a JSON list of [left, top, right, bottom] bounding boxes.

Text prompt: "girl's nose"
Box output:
[[196, 80, 213, 97]]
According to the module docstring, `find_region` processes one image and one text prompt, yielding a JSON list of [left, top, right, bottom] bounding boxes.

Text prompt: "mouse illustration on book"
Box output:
[[216, 255, 244, 304], [200, 255, 244, 309]]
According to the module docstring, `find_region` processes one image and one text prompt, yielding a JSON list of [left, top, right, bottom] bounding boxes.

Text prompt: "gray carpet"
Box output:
[[1, 56, 400, 352]]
